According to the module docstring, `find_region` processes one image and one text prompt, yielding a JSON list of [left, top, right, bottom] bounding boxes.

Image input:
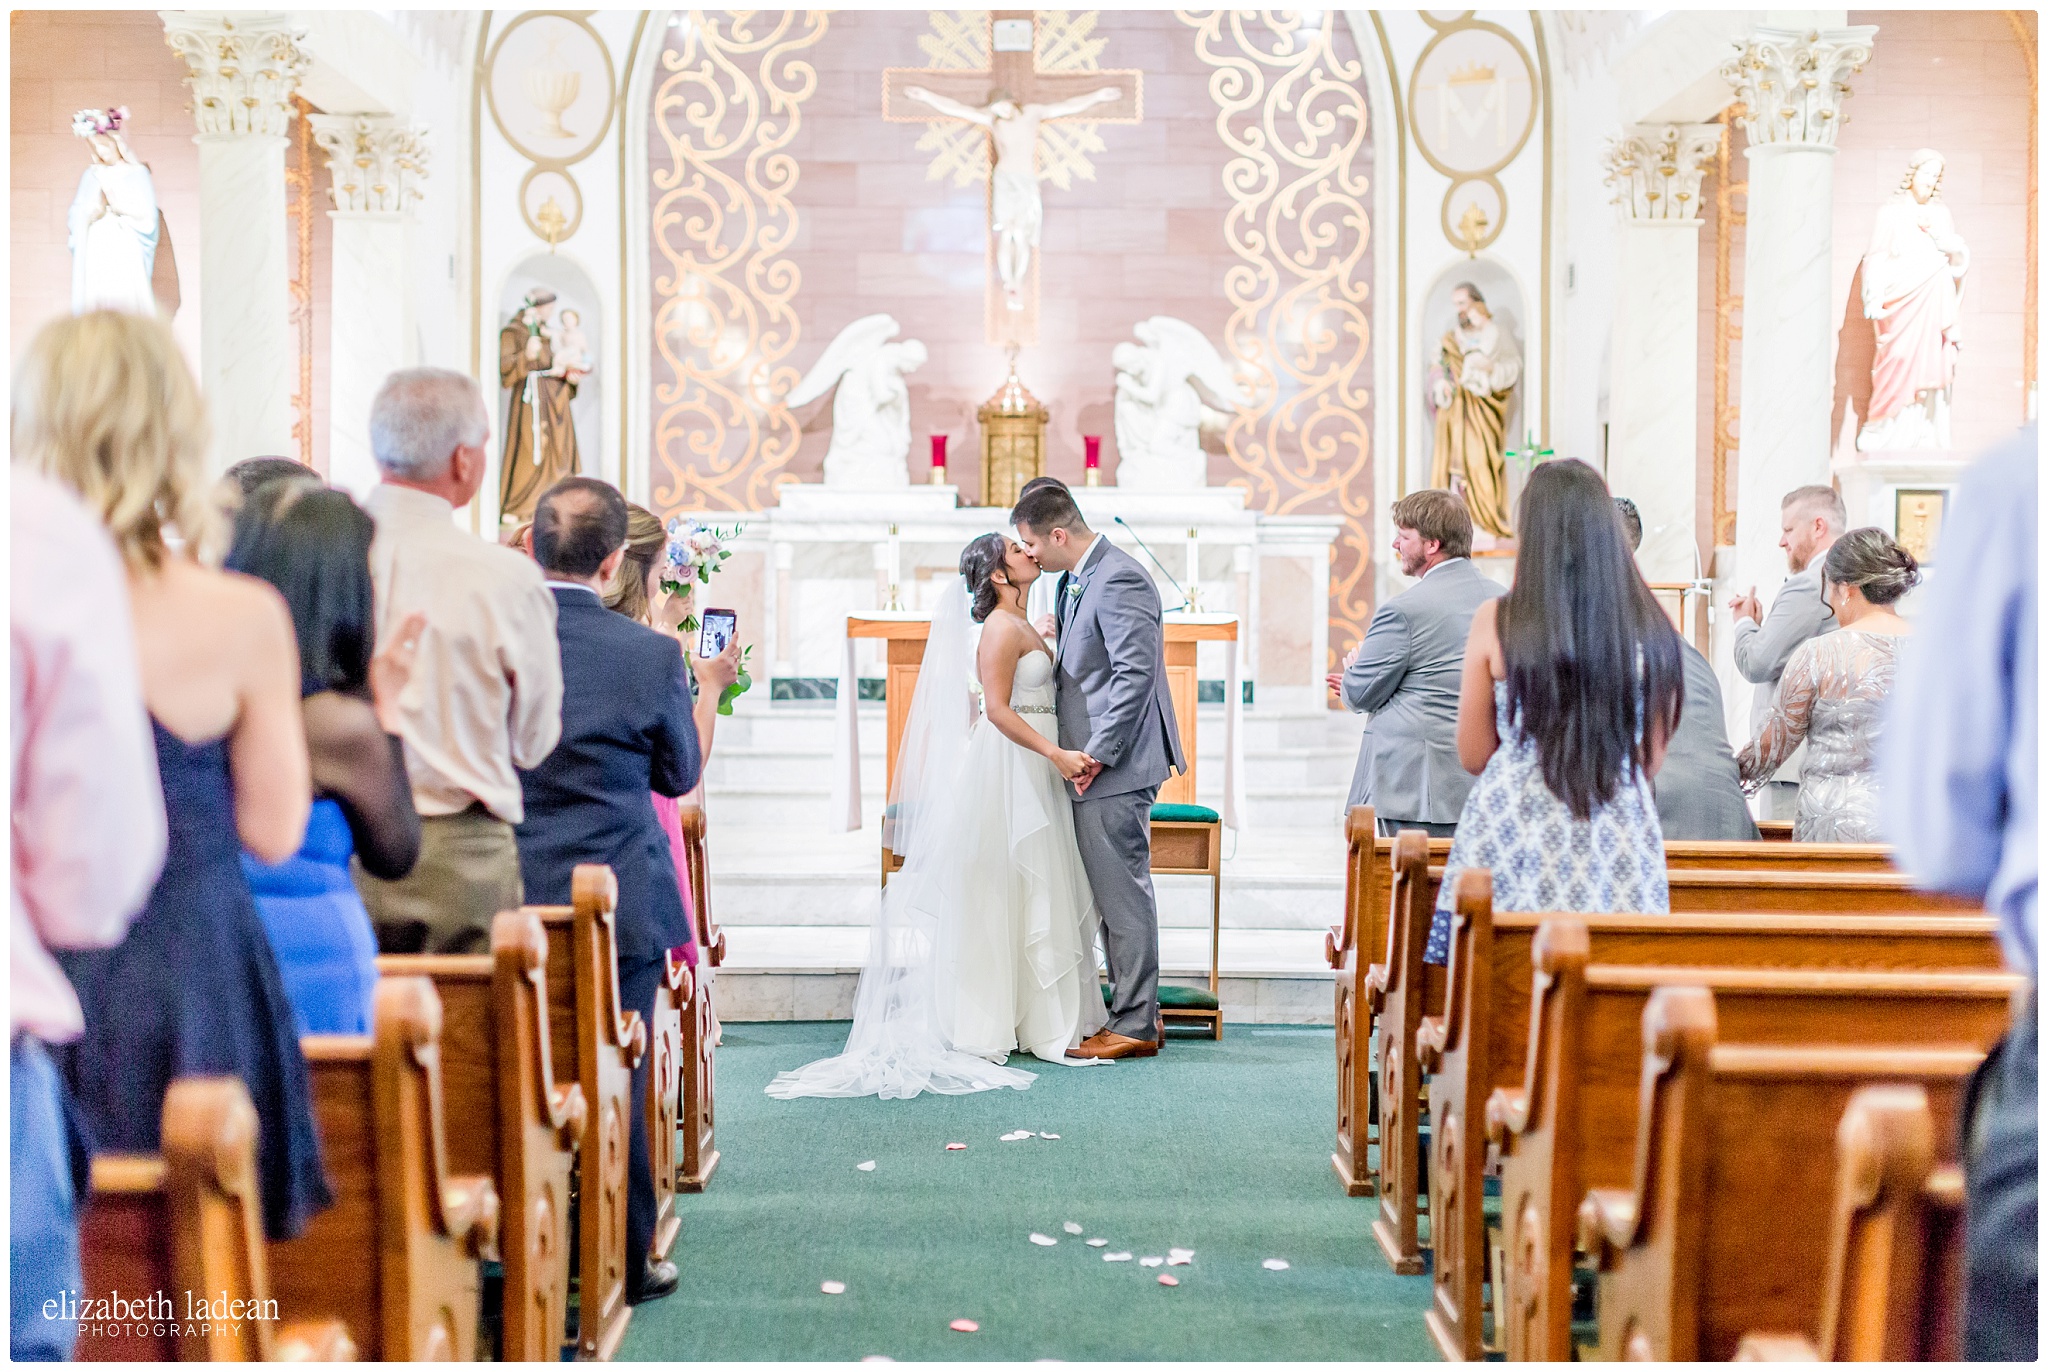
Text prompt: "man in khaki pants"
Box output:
[[356, 368, 564, 953]]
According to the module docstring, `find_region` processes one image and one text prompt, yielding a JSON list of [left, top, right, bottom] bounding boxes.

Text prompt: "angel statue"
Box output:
[[787, 314, 930, 487], [1110, 316, 1247, 489], [68, 106, 160, 317]]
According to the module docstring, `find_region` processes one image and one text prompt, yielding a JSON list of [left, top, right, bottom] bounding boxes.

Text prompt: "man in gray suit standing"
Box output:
[[1332, 490, 1502, 837], [1728, 484, 1843, 822], [1013, 484, 1185, 1061], [1615, 498, 1758, 841]]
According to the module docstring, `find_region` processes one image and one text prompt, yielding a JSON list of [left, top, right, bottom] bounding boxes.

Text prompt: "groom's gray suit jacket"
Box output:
[[1053, 538, 1186, 799]]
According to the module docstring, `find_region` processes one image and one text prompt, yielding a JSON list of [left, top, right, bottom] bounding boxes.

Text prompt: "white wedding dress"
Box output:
[[768, 582, 1106, 1100]]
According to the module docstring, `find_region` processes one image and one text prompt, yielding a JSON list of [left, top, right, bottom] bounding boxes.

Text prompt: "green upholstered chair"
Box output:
[[1147, 801, 1224, 1039]]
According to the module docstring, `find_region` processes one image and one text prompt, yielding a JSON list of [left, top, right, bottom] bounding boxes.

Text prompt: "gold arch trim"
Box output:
[[648, 10, 829, 514], [1180, 9, 1374, 661]]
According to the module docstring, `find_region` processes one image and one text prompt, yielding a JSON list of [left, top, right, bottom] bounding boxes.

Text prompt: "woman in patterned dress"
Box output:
[[1425, 459, 1686, 965]]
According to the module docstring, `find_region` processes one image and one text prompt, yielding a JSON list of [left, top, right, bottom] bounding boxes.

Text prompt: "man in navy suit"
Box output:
[[515, 477, 736, 1306]]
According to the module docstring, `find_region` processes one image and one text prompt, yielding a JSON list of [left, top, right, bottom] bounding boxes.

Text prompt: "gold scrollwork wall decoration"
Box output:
[[649, 10, 828, 514], [1179, 9, 1375, 659]]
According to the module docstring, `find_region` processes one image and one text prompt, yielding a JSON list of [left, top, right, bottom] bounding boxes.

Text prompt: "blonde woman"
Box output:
[[13, 310, 329, 1240]]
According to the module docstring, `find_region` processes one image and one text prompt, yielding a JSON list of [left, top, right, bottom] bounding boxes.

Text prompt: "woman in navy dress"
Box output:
[[228, 481, 423, 1034], [19, 310, 331, 1238]]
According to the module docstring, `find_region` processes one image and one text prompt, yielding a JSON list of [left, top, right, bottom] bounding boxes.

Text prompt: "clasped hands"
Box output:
[[1052, 747, 1105, 793]]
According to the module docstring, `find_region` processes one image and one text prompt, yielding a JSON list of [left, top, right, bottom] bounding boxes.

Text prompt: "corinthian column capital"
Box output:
[[1720, 25, 1878, 149], [161, 11, 308, 139], [1604, 123, 1723, 224], [309, 115, 430, 214]]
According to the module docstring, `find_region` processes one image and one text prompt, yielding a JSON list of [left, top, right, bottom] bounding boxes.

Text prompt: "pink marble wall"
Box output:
[[651, 10, 1254, 501], [1830, 10, 2034, 458], [10, 10, 335, 475]]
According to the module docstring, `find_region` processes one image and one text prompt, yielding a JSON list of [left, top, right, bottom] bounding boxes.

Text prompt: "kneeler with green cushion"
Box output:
[[1141, 802, 1224, 1038]]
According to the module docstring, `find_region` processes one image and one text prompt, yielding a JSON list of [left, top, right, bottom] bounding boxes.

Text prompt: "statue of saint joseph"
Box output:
[[1428, 282, 1519, 539], [498, 288, 582, 526]]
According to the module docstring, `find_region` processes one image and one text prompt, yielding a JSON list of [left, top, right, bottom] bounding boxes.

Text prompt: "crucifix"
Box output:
[[884, 11, 1141, 345]]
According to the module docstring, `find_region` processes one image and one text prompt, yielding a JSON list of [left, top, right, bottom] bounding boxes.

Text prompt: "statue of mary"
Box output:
[[67, 107, 161, 317]]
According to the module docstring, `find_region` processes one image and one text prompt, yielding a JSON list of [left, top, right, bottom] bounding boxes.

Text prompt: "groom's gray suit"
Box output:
[[1054, 535, 1186, 1040]]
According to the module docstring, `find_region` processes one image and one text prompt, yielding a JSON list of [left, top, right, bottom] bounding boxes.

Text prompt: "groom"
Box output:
[[1013, 483, 1185, 1060]]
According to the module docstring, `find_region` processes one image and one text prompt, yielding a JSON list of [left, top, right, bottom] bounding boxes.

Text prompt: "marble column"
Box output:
[[1720, 26, 1876, 611], [1603, 123, 1722, 585], [161, 12, 307, 469], [310, 114, 428, 497]]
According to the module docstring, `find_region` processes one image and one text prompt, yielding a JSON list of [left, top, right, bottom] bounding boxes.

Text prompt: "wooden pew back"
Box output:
[[76, 1078, 354, 1362], [1327, 806, 1380, 1196], [674, 805, 720, 1191], [269, 976, 498, 1361], [376, 909, 588, 1362], [532, 865, 646, 1361], [1367, 830, 1435, 1274], [1581, 988, 1983, 1361], [1492, 931, 2013, 1360]]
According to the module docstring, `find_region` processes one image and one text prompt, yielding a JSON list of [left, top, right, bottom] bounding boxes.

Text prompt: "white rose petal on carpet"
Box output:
[[1085, 1238, 1110, 1248], [856, 1160, 876, 1171], [1029, 1232, 1058, 1246], [1103, 1251, 1133, 1262], [820, 1281, 847, 1295], [1063, 1221, 1084, 1234], [1139, 1256, 1164, 1267], [1262, 1259, 1291, 1271]]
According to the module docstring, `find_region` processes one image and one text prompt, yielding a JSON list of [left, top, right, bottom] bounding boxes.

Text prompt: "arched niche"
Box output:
[[1417, 257, 1532, 519], [497, 252, 605, 489]]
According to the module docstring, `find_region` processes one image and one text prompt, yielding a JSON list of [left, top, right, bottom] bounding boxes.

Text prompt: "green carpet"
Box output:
[[618, 1022, 1437, 1361]]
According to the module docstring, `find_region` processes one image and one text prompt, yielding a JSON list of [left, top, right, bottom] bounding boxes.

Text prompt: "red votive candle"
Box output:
[[931, 434, 948, 468], [1084, 435, 1101, 468]]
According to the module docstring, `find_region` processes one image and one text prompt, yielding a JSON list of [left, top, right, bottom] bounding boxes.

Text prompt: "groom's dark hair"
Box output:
[[1012, 483, 1086, 537]]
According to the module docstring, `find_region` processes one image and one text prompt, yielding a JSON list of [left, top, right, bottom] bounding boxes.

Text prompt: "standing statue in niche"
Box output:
[[902, 83, 1122, 311], [1110, 316, 1246, 489], [1427, 282, 1519, 539], [68, 107, 160, 317], [498, 288, 583, 526], [1858, 149, 1970, 452], [787, 314, 929, 487]]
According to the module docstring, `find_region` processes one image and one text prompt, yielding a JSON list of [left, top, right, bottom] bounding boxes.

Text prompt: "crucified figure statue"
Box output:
[[903, 83, 1122, 310]]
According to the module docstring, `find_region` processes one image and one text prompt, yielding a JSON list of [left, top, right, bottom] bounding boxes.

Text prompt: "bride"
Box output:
[[767, 534, 1108, 1099]]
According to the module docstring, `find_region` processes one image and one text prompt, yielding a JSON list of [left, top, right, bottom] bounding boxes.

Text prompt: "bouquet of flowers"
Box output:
[[660, 516, 752, 715]]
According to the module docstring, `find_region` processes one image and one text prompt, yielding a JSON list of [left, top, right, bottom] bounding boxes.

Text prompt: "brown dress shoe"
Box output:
[[1072, 1029, 1160, 1060]]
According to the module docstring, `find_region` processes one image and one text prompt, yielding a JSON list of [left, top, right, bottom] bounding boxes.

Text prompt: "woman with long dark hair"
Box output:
[[1425, 458, 1684, 964], [228, 481, 423, 1033]]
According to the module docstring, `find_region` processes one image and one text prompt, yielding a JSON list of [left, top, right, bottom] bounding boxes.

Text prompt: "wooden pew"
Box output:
[[1488, 924, 2015, 1361], [1364, 830, 1438, 1273], [1578, 987, 1983, 1361], [1734, 1085, 1965, 1362], [376, 911, 589, 1360], [1327, 819, 1897, 1199], [1416, 878, 2003, 1359], [76, 1078, 354, 1362], [1358, 852, 1973, 1251], [270, 976, 500, 1360], [645, 951, 688, 1261], [533, 865, 647, 1361], [675, 801, 719, 1192]]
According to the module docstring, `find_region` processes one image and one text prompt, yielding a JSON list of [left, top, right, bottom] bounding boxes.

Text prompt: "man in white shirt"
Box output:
[[355, 368, 565, 954]]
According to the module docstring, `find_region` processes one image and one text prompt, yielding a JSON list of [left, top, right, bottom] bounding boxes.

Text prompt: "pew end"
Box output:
[[77, 1077, 356, 1363], [269, 976, 499, 1361], [1370, 829, 1435, 1276]]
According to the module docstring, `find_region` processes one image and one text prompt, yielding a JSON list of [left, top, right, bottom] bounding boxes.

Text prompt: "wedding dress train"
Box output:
[[767, 584, 1105, 1100]]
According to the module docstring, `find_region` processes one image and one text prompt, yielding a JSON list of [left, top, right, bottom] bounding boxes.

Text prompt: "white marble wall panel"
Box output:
[[1607, 221, 1704, 583], [197, 134, 295, 465], [326, 213, 412, 497]]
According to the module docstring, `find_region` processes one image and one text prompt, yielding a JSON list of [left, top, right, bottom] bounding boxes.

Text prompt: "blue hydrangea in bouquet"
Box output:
[[660, 515, 752, 715]]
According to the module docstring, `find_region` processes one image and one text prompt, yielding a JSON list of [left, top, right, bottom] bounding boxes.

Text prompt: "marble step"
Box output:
[[700, 820, 1345, 932], [710, 925, 1335, 1026]]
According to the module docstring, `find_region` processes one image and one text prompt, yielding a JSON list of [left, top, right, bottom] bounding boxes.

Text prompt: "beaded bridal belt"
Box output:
[[1014, 704, 1056, 715]]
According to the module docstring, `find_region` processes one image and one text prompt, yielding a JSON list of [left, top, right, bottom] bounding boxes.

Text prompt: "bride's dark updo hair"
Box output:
[[959, 532, 1012, 623]]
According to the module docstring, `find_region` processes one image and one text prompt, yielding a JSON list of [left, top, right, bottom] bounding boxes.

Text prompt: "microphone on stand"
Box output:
[[1113, 515, 1190, 613]]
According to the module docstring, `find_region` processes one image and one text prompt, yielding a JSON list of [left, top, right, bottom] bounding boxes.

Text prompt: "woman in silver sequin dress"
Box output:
[[1739, 527, 1921, 842]]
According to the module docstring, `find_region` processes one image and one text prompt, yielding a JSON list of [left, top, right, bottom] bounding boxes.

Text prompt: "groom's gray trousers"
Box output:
[[1071, 785, 1162, 1038]]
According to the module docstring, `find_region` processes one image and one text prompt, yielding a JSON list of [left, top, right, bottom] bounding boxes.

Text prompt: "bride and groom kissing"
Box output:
[[769, 482, 1186, 1100]]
